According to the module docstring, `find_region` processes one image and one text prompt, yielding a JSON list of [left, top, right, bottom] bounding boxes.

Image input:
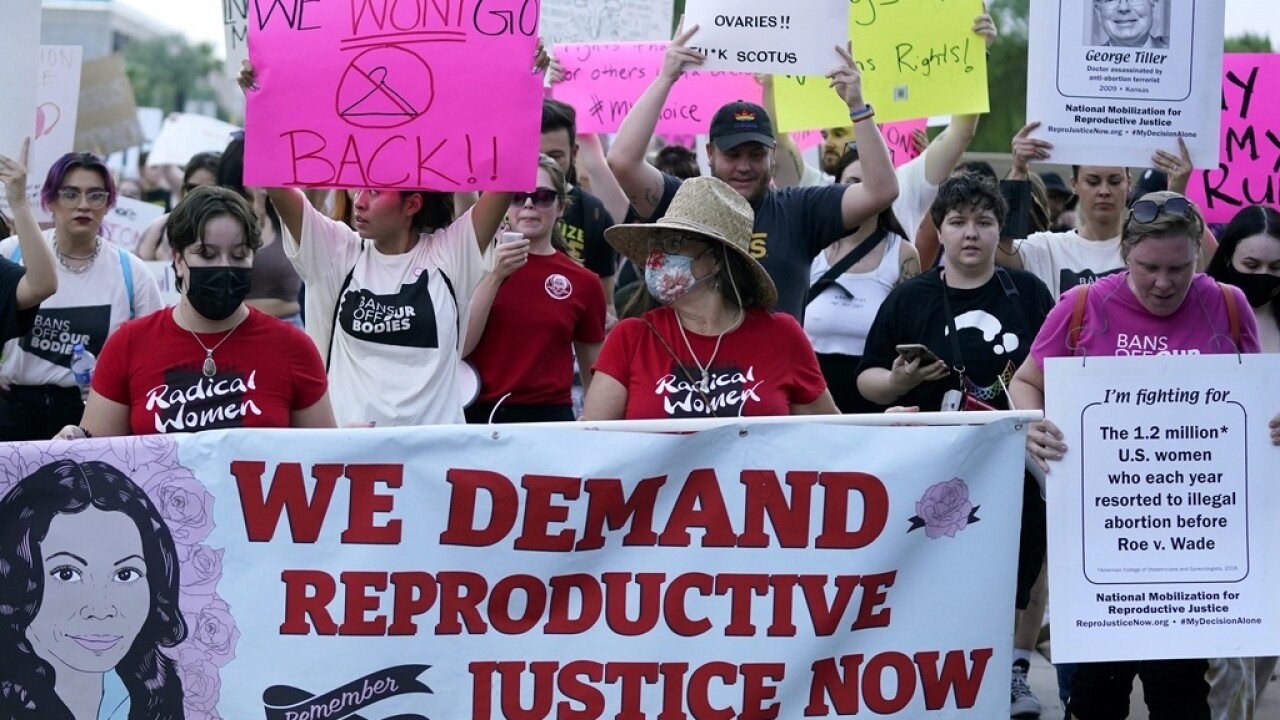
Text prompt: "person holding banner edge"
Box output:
[[1012, 191, 1279, 720], [0, 139, 57, 345], [606, 22, 898, 321]]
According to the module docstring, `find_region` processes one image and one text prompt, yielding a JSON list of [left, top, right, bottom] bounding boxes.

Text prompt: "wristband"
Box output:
[[848, 104, 875, 123]]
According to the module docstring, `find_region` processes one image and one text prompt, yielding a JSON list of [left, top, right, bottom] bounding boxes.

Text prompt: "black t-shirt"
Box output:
[[639, 173, 848, 319], [0, 257, 37, 345], [858, 267, 1054, 411], [559, 186, 615, 280]]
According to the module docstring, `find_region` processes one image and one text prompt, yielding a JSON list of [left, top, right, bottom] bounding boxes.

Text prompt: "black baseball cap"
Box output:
[[709, 101, 775, 151], [1041, 171, 1072, 198]]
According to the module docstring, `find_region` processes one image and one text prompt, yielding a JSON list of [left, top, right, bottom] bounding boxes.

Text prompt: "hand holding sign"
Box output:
[[1152, 137, 1192, 195], [0, 138, 31, 208], [1010, 121, 1053, 180]]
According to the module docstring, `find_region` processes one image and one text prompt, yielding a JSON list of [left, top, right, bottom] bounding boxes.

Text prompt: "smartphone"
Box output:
[[501, 232, 524, 244], [896, 343, 940, 365]]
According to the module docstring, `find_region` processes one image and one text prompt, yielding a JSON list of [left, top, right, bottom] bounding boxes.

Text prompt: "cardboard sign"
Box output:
[[539, 0, 673, 45], [682, 0, 849, 76], [101, 196, 165, 256], [245, 0, 545, 191], [773, 0, 989, 130], [224, 0, 250, 78], [75, 54, 144, 155], [1186, 54, 1279, 223], [552, 42, 762, 134], [0, 0, 41, 161], [1025, 0, 1225, 168], [1045, 354, 1280, 663], [147, 113, 242, 168], [0, 419, 1026, 717]]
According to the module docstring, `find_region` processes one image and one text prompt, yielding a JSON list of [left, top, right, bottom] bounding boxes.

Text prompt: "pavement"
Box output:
[[1021, 645, 1279, 720]]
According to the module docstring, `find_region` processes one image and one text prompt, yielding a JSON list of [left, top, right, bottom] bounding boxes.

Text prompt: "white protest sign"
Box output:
[[1026, 0, 1225, 168], [540, 0, 673, 45], [138, 106, 165, 145], [146, 113, 241, 168], [682, 0, 848, 76], [145, 259, 181, 306], [223, 0, 249, 79], [0, 420, 1027, 717], [100, 196, 164, 255], [1045, 354, 1280, 663], [0, 0, 41, 161], [22, 46, 84, 223]]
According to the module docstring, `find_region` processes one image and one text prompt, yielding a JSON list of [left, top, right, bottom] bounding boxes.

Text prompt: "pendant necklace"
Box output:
[[675, 309, 742, 383], [177, 303, 248, 378]]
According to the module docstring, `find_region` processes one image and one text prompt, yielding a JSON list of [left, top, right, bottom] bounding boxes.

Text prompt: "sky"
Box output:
[[118, 0, 1280, 58]]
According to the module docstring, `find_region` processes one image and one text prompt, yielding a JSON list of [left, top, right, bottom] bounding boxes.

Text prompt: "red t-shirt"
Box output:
[[469, 252, 606, 405], [593, 307, 826, 419], [93, 307, 328, 434]]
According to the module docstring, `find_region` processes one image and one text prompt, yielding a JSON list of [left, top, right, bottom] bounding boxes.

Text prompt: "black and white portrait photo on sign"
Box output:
[[1086, 0, 1171, 49]]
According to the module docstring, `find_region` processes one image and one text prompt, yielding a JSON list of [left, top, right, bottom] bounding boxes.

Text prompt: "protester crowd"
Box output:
[[0, 6, 1277, 720]]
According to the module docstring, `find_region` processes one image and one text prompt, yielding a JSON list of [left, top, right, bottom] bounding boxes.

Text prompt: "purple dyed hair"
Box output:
[[39, 152, 117, 212]]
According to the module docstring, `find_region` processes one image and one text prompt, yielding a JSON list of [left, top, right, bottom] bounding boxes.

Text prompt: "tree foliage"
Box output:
[[1225, 33, 1273, 53], [122, 35, 222, 115]]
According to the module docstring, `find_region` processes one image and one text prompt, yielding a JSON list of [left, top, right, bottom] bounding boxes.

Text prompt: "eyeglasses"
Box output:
[[56, 188, 111, 209], [1129, 196, 1193, 224], [510, 188, 558, 208]]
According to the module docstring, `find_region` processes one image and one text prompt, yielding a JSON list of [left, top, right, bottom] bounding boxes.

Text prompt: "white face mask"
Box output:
[[645, 250, 711, 304]]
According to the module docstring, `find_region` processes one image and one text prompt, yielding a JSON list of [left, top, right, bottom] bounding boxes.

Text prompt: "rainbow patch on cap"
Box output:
[[733, 110, 756, 123]]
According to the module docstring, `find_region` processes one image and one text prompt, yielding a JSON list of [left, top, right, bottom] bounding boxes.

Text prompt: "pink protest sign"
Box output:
[[551, 42, 761, 135], [881, 119, 927, 168], [245, 0, 544, 191], [1187, 54, 1279, 223]]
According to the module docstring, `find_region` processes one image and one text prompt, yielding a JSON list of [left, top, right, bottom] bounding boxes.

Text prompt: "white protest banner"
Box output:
[[540, 0, 673, 45], [1045, 354, 1280, 663], [0, 419, 1027, 718], [223, 0, 250, 78], [0, 0, 41, 161], [100, 196, 165, 255], [1026, 0, 1225, 168], [682, 0, 848, 76], [147, 113, 241, 168]]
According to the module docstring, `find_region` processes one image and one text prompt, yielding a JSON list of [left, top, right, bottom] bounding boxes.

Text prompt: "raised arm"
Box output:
[[828, 45, 898, 230], [607, 23, 704, 219], [0, 140, 57, 308], [462, 237, 530, 357], [758, 75, 807, 189], [574, 134, 629, 225]]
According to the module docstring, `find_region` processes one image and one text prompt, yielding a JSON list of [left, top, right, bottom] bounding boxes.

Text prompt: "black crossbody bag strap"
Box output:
[[805, 227, 889, 306]]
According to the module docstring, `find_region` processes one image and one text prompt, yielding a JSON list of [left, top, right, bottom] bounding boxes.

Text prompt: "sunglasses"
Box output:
[[56, 188, 111, 209], [1129, 196, 1193, 224], [510, 188, 557, 208]]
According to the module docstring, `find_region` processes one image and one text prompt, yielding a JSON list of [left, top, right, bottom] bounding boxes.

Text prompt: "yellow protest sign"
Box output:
[[773, 0, 989, 131]]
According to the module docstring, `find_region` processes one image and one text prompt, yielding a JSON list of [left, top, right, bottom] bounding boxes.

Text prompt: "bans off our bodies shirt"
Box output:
[[285, 203, 485, 426], [593, 307, 827, 419], [92, 307, 328, 435]]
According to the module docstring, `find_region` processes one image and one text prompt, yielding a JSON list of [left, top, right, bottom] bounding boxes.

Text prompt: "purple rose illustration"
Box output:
[[148, 470, 215, 544], [172, 646, 221, 715], [908, 478, 980, 539], [178, 544, 225, 597], [191, 597, 240, 667]]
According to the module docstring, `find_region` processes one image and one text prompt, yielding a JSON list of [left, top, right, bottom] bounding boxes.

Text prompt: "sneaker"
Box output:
[[1011, 659, 1042, 718]]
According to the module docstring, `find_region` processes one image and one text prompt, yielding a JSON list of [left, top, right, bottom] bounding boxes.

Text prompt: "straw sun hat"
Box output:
[[604, 177, 777, 309]]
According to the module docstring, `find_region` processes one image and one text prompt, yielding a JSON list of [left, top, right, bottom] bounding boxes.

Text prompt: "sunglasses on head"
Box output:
[[1129, 196, 1193, 224], [510, 188, 557, 208]]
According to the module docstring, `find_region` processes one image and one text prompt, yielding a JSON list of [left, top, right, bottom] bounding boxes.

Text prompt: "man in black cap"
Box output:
[[607, 25, 898, 319], [1040, 171, 1076, 231]]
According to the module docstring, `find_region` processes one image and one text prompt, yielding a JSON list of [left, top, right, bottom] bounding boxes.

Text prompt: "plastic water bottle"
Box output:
[[70, 343, 96, 402]]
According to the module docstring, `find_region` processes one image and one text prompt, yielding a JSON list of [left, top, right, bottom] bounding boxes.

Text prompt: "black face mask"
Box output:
[[1220, 266, 1280, 309], [185, 266, 253, 321]]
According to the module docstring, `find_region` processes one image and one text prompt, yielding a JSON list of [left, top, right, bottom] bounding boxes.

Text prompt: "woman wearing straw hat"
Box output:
[[582, 177, 837, 419]]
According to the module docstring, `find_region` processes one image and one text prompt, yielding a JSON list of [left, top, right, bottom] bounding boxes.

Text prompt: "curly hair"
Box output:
[[0, 460, 187, 720]]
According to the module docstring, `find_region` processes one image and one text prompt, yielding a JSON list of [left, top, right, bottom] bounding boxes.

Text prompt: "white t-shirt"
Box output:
[[1015, 230, 1124, 298], [804, 233, 903, 356], [795, 152, 936, 243], [0, 230, 162, 387], [283, 203, 484, 426]]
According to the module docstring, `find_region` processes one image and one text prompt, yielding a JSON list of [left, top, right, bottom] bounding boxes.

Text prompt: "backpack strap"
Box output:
[[10, 245, 20, 263], [1069, 283, 1091, 353], [117, 248, 136, 319], [1217, 281, 1241, 349]]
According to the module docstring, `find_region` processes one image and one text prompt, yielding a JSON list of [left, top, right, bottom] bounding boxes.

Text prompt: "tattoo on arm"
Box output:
[[896, 257, 921, 287]]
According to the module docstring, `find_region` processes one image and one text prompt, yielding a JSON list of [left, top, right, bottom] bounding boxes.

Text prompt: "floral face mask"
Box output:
[[644, 250, 710, 305]]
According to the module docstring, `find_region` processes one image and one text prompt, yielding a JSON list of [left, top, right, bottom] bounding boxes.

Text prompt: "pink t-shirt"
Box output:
[[1031, 273, 1260, 364]]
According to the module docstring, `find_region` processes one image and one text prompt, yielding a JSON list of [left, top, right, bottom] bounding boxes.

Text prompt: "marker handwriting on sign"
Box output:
[[1195, 58, 1279, 216]]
